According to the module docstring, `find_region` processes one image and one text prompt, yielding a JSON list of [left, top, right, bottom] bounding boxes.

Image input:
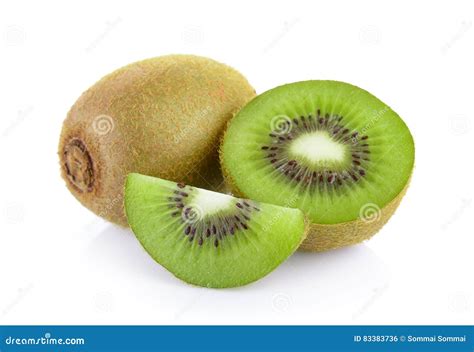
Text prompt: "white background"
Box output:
[[0, 0, 473, 325]]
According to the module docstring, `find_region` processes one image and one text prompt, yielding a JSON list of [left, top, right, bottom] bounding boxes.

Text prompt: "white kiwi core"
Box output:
[[289, 131, 349, 168], [191, 188, 234, 216]]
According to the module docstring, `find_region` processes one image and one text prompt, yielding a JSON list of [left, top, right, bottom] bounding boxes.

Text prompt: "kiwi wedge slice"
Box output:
[[125, 173, 308, 288], [220, 80, 415, 251]]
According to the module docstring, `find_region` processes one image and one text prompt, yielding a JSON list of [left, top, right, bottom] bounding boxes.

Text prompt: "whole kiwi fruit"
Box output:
[[59, 55, 255, 226]]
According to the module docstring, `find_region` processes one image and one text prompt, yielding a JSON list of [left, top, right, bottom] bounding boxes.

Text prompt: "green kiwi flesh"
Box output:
[[125, 173, 308, 288], [220, 80, 414, 250]]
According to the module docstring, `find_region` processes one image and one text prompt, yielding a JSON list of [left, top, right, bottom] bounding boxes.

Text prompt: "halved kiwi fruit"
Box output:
[[125, 173, 308, 288], [220, 80, 414, 251], [59, 55, 255, 226]]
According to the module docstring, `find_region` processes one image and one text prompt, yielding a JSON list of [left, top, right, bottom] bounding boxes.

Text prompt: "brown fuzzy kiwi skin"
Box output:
[[298, 181, 410, 251], [59, 55, 255, 226], [220, 133, 412, 251]]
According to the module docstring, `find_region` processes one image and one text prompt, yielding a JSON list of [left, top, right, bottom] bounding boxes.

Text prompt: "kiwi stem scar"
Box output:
[[63, 138, 94, 192]]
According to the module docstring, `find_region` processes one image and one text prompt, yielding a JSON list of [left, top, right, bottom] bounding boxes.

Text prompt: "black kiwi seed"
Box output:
[[167, 184, 261, 247], [261, 110, 369, 190]]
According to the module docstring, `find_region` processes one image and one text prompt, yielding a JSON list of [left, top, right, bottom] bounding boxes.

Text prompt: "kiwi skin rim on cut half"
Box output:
[[220, 149, 413, 252], [220, 159, 411, 252], [219, 80, 415, 252]]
